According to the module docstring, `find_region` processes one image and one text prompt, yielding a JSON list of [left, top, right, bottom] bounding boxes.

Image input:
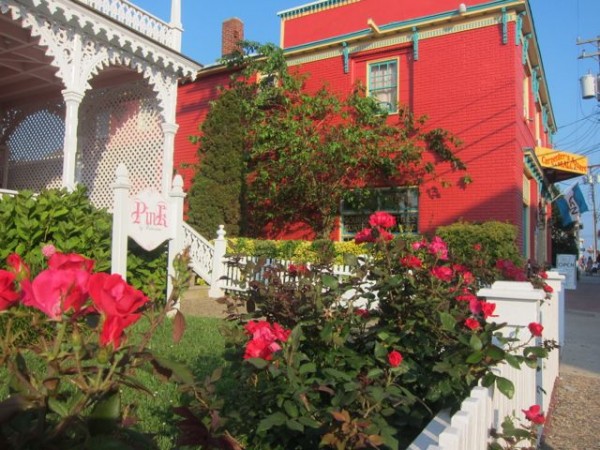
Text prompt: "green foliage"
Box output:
[[436, 221, 523, 285], [176, 215, 553, 449], [0, 187, 167, 297], [187, 88, 252, 237], [190, 41, 466, 238]]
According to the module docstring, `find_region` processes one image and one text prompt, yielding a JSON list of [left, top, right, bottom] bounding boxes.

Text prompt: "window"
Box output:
[[523, 75, 530, 120], [340, 188, 418, 241], [368, 59, 398, 113]]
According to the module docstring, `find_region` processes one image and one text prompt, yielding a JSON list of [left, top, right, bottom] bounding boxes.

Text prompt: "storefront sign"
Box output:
[[535, 147, 587, 176], [556, 254, 577, 290]]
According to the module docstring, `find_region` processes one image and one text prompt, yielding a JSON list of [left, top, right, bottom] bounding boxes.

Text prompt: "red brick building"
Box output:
[[175, 0, 586, 263]]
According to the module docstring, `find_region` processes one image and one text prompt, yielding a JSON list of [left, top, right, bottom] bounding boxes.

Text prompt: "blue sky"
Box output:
[[136, 0, 600, 250]]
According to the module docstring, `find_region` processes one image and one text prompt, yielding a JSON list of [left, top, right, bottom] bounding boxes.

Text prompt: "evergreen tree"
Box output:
[[187, 88, 252, 237]]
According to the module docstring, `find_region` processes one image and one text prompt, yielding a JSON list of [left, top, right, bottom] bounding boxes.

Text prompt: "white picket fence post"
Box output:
[[167, 174, 186, 306], [111, 163, 130, 279], [208, 225, 227, 298], [540, 271, 563, 412], [477, 281, 545, 429]]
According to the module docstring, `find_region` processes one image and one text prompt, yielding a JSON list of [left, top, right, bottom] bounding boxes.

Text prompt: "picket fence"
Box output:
[[409, 273, 564, 449]]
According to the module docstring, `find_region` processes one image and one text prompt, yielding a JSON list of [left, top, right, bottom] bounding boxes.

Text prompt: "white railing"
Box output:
[[0, 189, 18, 197], [77, 0, 176, 47], [409, 277, 562, 449], [182, 222, 215, 285]]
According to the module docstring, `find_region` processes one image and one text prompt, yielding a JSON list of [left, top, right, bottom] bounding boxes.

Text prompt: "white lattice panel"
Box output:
[[78, 80, 163, 209], [4, 104, 65, 192]]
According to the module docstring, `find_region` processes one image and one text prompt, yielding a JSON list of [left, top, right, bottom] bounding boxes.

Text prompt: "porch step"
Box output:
[[179, 285, 228, 318]]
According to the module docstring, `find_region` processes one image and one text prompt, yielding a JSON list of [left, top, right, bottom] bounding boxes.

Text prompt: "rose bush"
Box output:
[[490, 404, 546, 450], [0, 248, 192, 448], [175, 212, 556, 449]]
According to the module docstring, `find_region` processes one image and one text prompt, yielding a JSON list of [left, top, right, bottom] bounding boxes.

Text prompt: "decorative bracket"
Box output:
[[522, 33, 532, 65], [412, 27, 419, 61], [516, 11, 527, 46], [342, 42, 350, 74], [502, 7, 508, 44]]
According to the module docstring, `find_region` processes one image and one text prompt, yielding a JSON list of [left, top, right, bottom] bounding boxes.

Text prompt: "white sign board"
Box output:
[[556, 254, 577, 290], [129, 189, 172, 251]]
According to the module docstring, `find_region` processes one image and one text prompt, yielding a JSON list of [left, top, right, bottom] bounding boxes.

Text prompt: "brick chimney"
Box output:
[[222, 18, 244, 57]]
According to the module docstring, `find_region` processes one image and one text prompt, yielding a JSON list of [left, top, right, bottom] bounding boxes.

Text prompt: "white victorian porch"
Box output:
[[0, 0, 201, 207]]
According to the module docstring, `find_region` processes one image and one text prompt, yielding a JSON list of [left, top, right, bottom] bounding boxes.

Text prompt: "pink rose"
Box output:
[[100, 314, 141, 348], [48, 253, 94, 273], [428, 237, 448, 260], [522, 405, 545, 424], [464, 318, 480, 330], [243, 320, 290, 361], [369, 212, 396, 229], [88, 273, 148, 317], [400, 255, 423, 269], [431, 266, 453, 282], [0, 270, 20, 311], [528, 322, 543, 337], [21, 269, 89, 319], [42, 244, 57, 259], [387, 350, 403, 367], [412, 240, 426, 250]]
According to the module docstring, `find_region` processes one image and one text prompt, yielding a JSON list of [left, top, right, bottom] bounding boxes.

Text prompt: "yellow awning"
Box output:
[[534, 147, 588, 183]]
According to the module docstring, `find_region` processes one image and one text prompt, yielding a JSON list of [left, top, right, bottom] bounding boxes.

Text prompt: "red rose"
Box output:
[[542, 284, 553, 293], [354, 228, 375, 244], [7, 254, 30, 281], [288, 264, 308, 276], [539, 271, 548, 280], [243, 321, 290, 361], [369, 212, 396, 229], [387, 350, 403, 367], [480, 301, 497, 319], [48, 253, 94, 273], [431, 266, 453, 282], [21, 269, 89, 319], [0, 270, 20, 311], [528, 322, 543, 337], [100, 314, 141, 348], [400, 255, 423, 269], [354, 308, 369, 318], [88, 273, 148, 317], [522, 405, 545, 424], [377, 228, 394, 241], [456, 292, 477, 303], [473, 243, 482, 251], [464, 318, 480, 330]]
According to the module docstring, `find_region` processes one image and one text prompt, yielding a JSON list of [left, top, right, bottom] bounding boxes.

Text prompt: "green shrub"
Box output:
[[228, 237, 366, 265], [0, 187, 167, 298], [436, 221, 523, 285]]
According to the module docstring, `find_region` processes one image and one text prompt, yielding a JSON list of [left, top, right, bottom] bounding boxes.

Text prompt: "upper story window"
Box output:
[[367, 59, 398, 113]]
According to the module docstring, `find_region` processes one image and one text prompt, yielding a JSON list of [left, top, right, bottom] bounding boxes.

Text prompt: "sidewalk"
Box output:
[[541, 274, 600, 450]]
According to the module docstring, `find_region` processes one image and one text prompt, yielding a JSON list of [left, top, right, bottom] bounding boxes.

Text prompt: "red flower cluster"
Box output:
[[400, 255, 423, 269], [1, 252, 148, 349], [428, 236, 449, 260], [522, 404, 545, 424], [387, 350, 403, 367], [243, 320, 291, 361], [431, 266, 453, 282], [528, 322, 543, 337], [354, 212, 396, 244], [495, 260, 528, 282], [288, 264, 309, 276]]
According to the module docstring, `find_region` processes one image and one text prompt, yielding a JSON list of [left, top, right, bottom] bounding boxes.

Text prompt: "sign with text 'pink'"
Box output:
[[129, 189, 172, 251]]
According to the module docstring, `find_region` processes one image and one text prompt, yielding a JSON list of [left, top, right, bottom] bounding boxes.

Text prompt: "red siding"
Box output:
[[282, 0, 491, 48]]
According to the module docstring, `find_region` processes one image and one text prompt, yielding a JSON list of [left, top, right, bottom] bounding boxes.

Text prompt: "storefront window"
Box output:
[[340, 188, 418, 240]]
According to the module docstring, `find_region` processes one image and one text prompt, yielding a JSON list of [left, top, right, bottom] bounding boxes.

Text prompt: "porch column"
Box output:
[[61, 89, 84, 190], [161, 122, 179, 194]]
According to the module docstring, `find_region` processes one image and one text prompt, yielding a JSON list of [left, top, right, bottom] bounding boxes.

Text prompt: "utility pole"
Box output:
[[578, 37, 600, 259]]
